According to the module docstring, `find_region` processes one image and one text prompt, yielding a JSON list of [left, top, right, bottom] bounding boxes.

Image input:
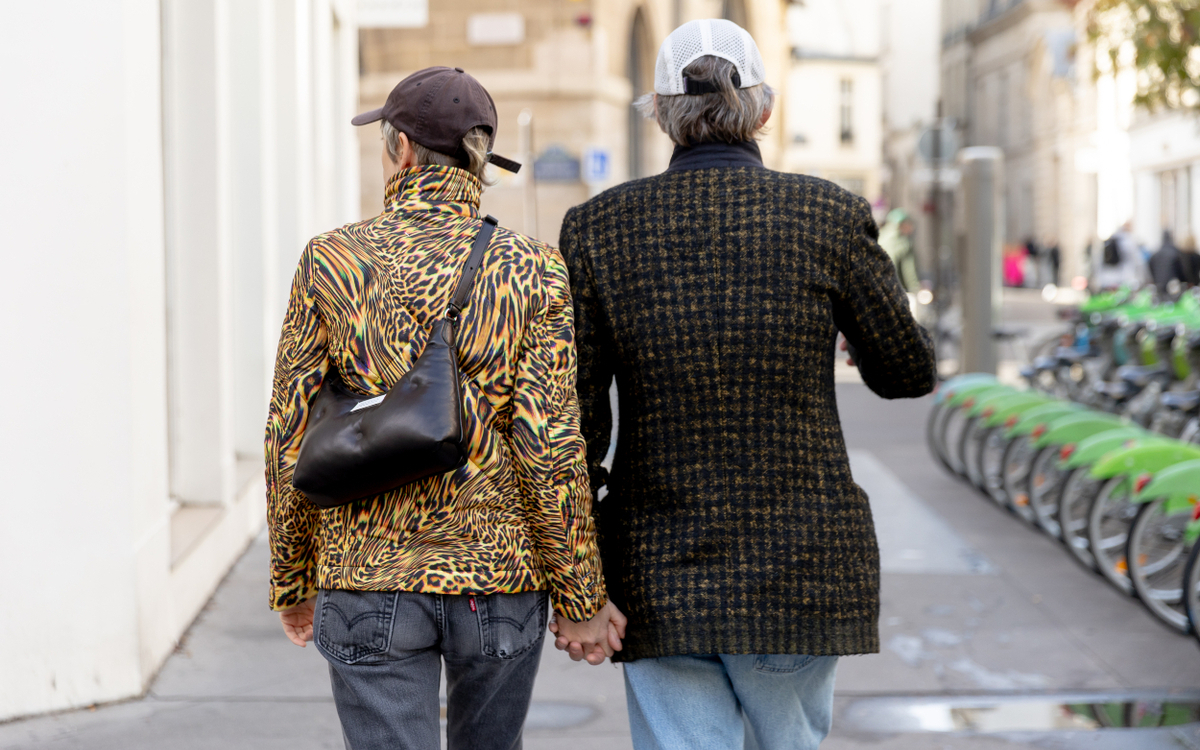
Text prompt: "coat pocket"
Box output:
[[315, 589, 397, 664], [475, 591, 547, 659]]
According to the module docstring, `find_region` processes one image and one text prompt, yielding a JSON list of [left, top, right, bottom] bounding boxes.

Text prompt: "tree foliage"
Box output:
[[1088, 0, 1200, 110]]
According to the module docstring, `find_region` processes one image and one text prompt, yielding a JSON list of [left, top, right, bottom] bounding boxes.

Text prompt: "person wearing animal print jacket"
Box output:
[[264, 67, 624, 750]]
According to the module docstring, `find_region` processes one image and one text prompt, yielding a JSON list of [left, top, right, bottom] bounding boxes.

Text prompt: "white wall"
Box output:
[[0, 0, 358, 721], [880, 0, 940, 130], [784, 0, 883, 198], [0, 0, 167, 717]]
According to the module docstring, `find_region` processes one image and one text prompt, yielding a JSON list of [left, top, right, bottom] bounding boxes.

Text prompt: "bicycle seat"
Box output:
[[1153, 326, 1178, 344], [993, 326, 1028, 341], [1030, 355, 1058, 372], [1116, 363, 1170, 388], [1094, 380, 1136, 399], [1052, 347, 1086, 364], [1161, 390, 1200, 412]]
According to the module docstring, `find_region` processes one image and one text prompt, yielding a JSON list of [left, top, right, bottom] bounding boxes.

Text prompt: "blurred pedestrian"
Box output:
[[1044, 237, 1061, 287], [1180, 235, 1200, 287], [1095, 221, 1143, 290], [1023, 236, 1041, 287], [553, 19, 937, 750], [878, 208, 920, 293], [1148, 229, 1186, 293], [1003, 244, 1026, 287], [265, 67, 625, 750]]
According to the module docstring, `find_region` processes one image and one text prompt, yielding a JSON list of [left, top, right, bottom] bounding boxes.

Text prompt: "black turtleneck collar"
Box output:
[[666, 140, 765, 173]]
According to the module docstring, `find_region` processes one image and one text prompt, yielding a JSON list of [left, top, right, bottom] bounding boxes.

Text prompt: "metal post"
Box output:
[[958, 147, 1005, 375], [517, 109, 538, 238], [930, 100, 943, 362]]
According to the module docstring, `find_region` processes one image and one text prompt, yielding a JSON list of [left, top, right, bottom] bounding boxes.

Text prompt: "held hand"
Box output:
[[280, 598, 317, 647], [839, 337, 857, 368], [548, 602, 627, 665]]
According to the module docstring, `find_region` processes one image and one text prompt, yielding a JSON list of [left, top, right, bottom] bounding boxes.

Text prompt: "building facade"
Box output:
[[355, 0, 793, 245], [880, 0, 942, 278], [0, 0, 359, 720], [1128, 113, 1200, 253], [783, 0, 883, 202], [940, 0, 1093, 283]]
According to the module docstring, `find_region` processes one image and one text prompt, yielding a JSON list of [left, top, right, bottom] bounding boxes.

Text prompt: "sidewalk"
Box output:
[[2, 384, 1198, 750]]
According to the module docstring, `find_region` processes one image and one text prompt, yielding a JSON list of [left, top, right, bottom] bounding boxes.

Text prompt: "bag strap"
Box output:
[[446, 215, 498, 322]]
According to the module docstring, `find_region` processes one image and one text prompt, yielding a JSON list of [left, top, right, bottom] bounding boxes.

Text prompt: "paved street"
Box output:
[[3, 377, 1199, 749]]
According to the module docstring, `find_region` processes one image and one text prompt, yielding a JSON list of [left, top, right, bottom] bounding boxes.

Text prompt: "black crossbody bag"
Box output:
[[291, 215, 499, 508]]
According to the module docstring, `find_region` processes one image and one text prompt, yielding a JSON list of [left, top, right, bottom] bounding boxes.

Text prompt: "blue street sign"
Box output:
[[582, 146, 611, 185]]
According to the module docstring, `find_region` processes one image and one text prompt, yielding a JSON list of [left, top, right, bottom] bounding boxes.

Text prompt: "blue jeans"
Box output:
[[623, 654, 839, 750], [313, 588, 548, 750]]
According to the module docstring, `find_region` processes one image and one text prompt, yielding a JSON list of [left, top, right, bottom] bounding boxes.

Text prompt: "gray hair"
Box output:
[[635, 56, 774, 147], [381, 120, 496, 186]]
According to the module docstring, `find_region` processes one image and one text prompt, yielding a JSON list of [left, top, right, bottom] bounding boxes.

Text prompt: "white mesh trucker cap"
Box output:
[[654, 19, 767, 96]]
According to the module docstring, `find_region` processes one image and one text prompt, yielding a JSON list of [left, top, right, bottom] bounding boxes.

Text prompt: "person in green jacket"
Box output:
[[879, 208, 920, 293]]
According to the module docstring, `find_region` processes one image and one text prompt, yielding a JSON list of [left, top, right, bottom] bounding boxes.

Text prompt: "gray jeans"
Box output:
[[313, 588, 548, 750]]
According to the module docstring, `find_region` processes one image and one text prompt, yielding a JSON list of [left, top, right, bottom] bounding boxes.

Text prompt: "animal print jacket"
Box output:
[[265, 165, 607, 623]]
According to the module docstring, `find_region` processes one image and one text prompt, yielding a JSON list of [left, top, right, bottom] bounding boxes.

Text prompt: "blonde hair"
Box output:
[[381, 120, 496, 186], [635, 55, 774, 146]]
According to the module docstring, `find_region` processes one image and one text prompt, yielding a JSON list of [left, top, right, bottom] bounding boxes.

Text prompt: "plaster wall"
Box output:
[[0, 0, 359, 721]]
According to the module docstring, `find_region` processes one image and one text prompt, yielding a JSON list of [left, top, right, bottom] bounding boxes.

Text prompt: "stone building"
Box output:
[[941, 0, 1084, 283], [782, 0, 883, 202], [1, 0, 359, 721], [879, 0, 942, 278], [356, 0, 793, 245]]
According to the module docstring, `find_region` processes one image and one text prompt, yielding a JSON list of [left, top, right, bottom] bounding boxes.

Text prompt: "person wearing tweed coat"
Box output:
[[552, 19, 937, 750]]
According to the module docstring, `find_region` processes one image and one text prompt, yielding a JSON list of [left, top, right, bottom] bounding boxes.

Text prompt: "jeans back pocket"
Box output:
[[476, 591, 547, 659], [753, 653, 817, 674], [316, 589, 397, 664]]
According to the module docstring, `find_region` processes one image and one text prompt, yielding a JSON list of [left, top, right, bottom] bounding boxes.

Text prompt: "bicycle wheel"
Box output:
[[1028, 446, 1069, 537], [961, 419, 990, 493], [1184, 544, 1200, 646], [1127, 497, 1193, 633], [927, 402, 954, 474], [942, 406, 973, 478], [980, 427, 1013, 506], [1088, 476, 1138, 595], [1059, 468, 1103, 571], [1000, 435, 1039, 523]]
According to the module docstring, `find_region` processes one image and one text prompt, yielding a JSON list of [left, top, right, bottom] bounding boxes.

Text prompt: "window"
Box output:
[[840, 78, 854, 145]]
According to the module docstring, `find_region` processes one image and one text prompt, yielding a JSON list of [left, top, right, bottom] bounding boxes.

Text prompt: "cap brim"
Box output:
[[351, 108, 385, 126], [488, 153, 522, 173]]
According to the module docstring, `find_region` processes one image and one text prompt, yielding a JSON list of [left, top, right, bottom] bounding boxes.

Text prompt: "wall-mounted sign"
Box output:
[[467, 13, 525, 46], [358, 0, 428, 29], [582, 147, 611, 185], [534, 146, 581, 183]]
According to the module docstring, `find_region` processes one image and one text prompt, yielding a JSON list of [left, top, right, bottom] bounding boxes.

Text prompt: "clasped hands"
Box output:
[[549, 601, 628, 666], [279, 596, 630, 666]]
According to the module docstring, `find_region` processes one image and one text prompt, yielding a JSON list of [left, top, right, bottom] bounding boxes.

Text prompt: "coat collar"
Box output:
[[383, 165, 481, 218], [666, 140, 765, 173]]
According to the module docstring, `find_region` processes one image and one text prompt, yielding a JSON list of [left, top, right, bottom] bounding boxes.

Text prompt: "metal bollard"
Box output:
[[958, 147, 1005, 375]]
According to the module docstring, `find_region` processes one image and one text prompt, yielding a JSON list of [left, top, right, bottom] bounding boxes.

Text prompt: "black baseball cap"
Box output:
[[352, 66, 521, 173]]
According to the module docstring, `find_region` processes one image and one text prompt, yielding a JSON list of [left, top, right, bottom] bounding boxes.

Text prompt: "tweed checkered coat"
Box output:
[[558, 147, 937, 661]]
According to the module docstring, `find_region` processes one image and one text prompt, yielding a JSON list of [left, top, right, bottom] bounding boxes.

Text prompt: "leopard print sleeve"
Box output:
[[265, 244, 330, 611], [509, 246, 608, 622]]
